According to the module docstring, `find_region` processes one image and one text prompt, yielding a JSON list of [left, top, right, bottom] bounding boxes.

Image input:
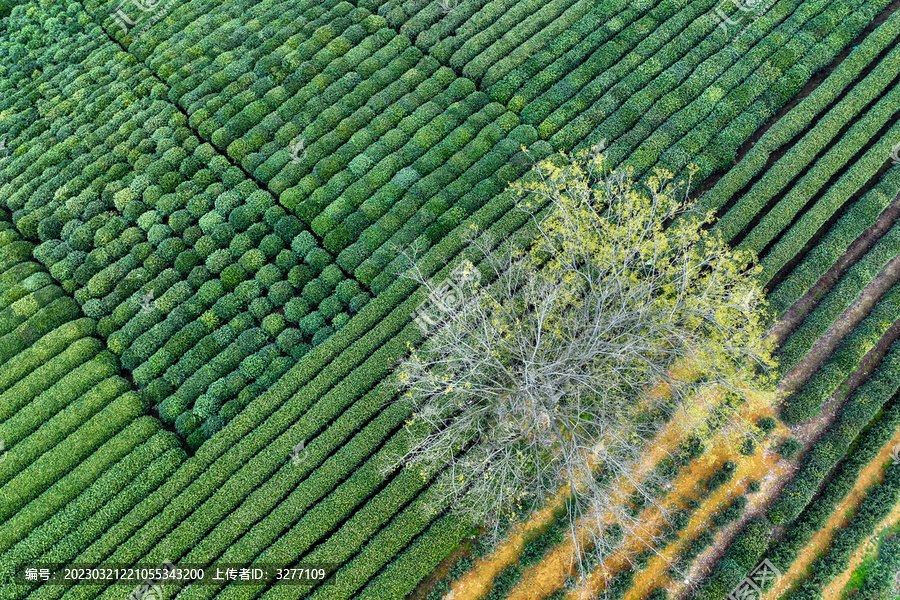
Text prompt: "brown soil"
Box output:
[[619, 437, 789, 600], [421, 148, 900, 600], [777, 251, 900, 396], [671, 313, 900, 600], [407, 533, 483, 600], [765, 194, 900, 349], [823, 506, 900, 600], [507, 386, 777, 600], [444, 362, 703, 600], [665, 250, 900, 599], [760, 426, 900, 599], [459, 252, 900, 600], [668, 443, 799, 600], [445, 488, 570, 600], [521, 408, 706, 600]]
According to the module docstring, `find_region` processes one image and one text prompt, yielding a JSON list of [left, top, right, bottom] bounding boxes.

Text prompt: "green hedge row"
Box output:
[[0, 262, 44, 308], [614, 0, 876, 181], [753, 118, 900, 282], [774, 340, 900, 523], [479, 565, 524, 600], [60, 162, 554, 600], [0, 415, 159, 587], [775, 203, 900, 375], [186, 425, 463, 600], [0, 334, 103, 423], [489, 0, 632, 107], [765, 388, 900, 582], [358, 0, 588, 88], [735, 86, 900, 260], [0, 284, 82, 360], [149, 390, 414, 600], [315, 458, 541, 600], [0, 442, 184, 600], [694, 6, 900, 233], [352, 514, 469, 600], [688, 516, 775, 600], [0, 283, 64, 335], [854, 530, 900, 599], [788, 459, 900, 599], [767, 167, 900, 319], [601, 0, 886, 189], [547, 0, 806, 149], [0, 4, 370, 448], [157, 1, 356, 117], [540, 0, 728, 146], [692, 339, 900, 597], [294, 79, 502, 248], [0, 312, 95, 396], [340, 118, 536, 291], [0, 357, 122, 490], [0, 426, 181, 562], [781, 281, 900, 424], [519, 0, 714, 126], [659, 0, 888, 185], [0, 391, 146, 524], [452, 0, 595, 88], [296, 470, 465, 600]]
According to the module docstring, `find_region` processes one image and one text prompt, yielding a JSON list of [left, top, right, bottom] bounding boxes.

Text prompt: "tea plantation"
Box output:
[[2, 0, 900, 598]]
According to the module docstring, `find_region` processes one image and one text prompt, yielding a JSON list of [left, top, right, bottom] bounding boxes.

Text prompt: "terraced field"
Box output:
[[3, 0, 900, 599]]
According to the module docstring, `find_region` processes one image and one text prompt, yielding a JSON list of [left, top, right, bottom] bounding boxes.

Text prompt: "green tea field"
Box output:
[[2, 0, 900, 598]]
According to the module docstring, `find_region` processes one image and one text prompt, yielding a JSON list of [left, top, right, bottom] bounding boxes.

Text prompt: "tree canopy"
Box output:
[[387, 146, 778, 578]]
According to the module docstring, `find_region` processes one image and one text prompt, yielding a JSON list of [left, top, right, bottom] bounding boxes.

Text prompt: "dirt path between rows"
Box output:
[[671, 313, 900, 600], [765, 194, 900, 349], [428, 171, 900, 600], [759, 425, 900, 599], [777, 250, 900, 396], [458, 255, 900, 600], [618, 445, 789, 600], [821, 461, 900, 600], [538, 393, 775, 600], [443, 364, 703, 600], [821, 502, 900, 600]]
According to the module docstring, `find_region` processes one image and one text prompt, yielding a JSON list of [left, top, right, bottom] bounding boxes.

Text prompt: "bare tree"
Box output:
[[385, 146, 777, 591]]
